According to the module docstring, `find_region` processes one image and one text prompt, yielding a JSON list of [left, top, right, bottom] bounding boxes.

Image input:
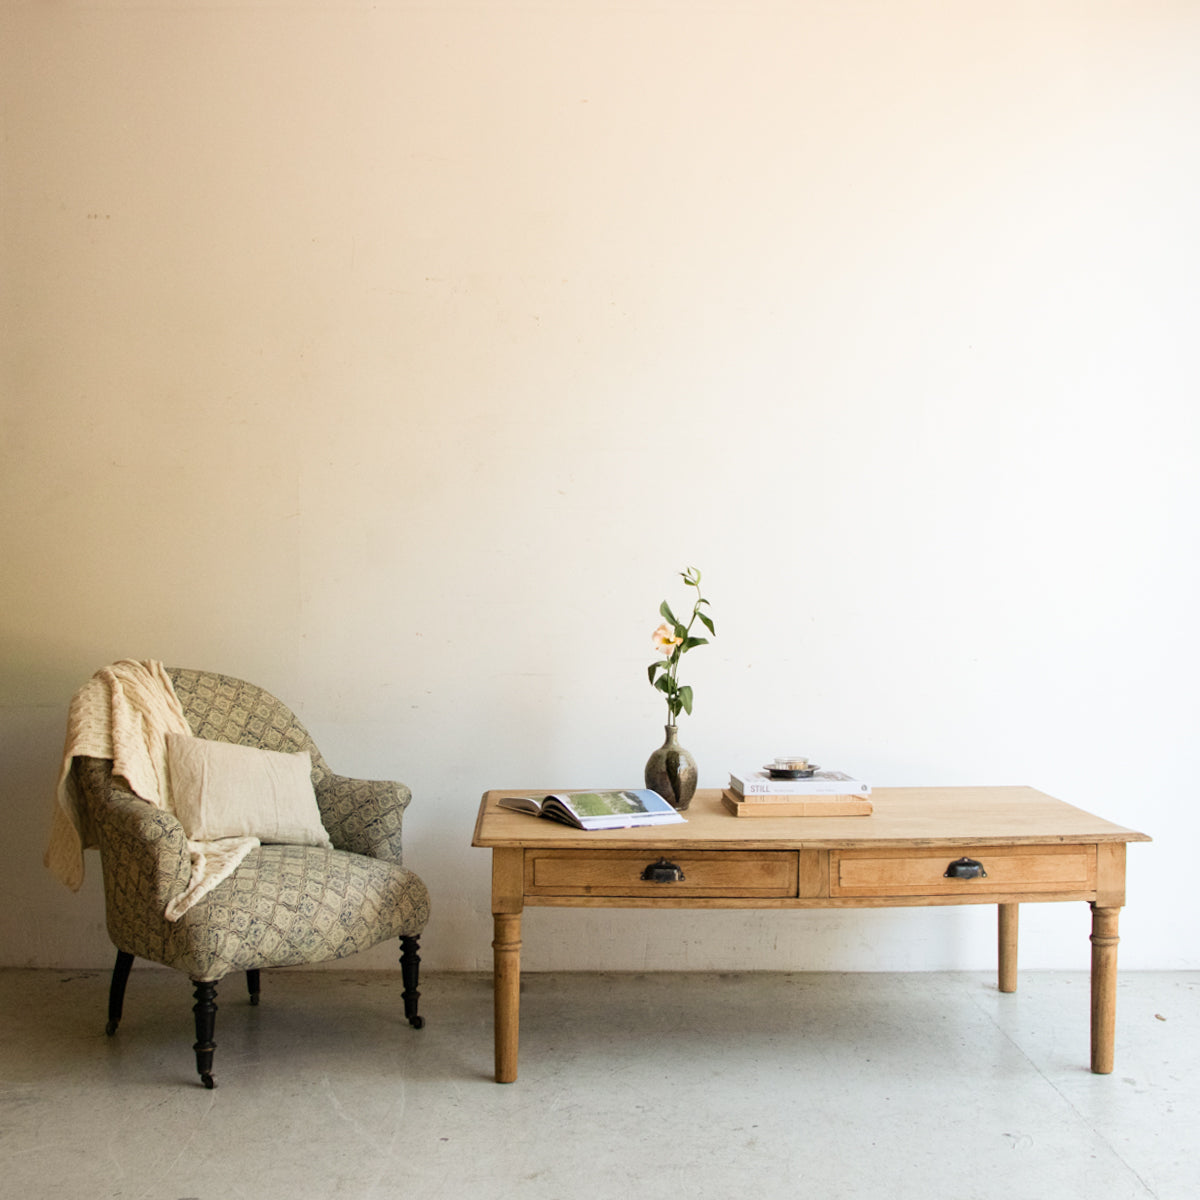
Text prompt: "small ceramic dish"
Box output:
[[764, 763, 819, 779]]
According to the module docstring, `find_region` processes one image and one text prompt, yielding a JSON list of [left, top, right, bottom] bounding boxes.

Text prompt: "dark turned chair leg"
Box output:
[[106, 950, 135, 1035], [192, 980, 218, 1089], [400, 935, 424, 1029], [246, 969, 261, 1006]]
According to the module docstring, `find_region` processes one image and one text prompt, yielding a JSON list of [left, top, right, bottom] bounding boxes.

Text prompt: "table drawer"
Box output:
[[830, 844, 1096, 899], [525, 850, 798, 898]]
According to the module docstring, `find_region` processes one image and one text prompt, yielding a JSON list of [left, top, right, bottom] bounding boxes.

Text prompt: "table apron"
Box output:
[[517, 844, 1100, 906]]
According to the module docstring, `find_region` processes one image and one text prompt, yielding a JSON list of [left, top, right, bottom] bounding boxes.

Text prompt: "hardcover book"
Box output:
[[721, 789, 873, 818]]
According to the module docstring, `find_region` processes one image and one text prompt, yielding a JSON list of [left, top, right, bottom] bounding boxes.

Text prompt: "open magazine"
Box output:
[[496, 789, 685, 830]]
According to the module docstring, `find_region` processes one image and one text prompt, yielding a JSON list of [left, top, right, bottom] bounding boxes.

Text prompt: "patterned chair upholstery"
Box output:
[[75, 668, 431, 1088]]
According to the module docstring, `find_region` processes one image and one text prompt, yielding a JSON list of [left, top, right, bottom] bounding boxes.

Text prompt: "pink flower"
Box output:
[[652, 624, 683, 655]]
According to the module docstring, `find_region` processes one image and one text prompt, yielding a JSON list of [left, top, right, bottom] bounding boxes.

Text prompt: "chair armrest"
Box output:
[[99, 790, 193, 913], [317, 774, 411, 863]]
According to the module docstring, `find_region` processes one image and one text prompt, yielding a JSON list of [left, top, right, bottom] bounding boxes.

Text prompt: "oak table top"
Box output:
[[473, 785, 1149, 850]]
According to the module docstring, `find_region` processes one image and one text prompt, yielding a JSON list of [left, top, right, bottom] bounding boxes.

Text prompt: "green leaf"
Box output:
[[682, 636, 708, 652], [678, 685, 693, 715], [654, 677, 673, 695], [659, 601, 678, 625], [697, 612, 715, 636]]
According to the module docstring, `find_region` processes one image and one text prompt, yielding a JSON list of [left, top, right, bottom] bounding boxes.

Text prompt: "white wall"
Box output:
[[3, 0, 1196, 974]]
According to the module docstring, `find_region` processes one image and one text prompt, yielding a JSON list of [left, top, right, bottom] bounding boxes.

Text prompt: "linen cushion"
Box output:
[[167, 734, 332, 847]]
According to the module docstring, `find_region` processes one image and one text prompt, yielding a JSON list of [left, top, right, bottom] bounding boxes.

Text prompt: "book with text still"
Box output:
[[496, 789, 685, 830], [729, 769, 872, 797]]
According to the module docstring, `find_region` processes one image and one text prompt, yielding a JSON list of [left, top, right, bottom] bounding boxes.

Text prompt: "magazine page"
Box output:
[[553, 789, 684, 828]]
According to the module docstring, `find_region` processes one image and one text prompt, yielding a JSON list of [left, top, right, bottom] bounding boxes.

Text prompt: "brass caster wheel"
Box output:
[[200, 1073, 215, 1090]]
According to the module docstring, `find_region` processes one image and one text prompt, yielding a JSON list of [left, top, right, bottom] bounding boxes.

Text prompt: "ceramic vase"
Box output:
[[644, 724, 698, 811]]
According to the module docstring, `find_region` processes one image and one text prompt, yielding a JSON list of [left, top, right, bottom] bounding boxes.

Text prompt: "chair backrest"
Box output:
[[167, 668, 333, 789]]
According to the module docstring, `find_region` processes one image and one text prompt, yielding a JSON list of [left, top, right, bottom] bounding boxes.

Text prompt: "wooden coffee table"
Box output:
[[472, 785, 1149, 1083]]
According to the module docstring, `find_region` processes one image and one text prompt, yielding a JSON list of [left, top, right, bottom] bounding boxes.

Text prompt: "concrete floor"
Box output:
[[0, 968, 1195, 1200]]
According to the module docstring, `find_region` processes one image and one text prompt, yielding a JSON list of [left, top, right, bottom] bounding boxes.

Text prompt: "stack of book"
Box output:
[[723, 768, 873, 818]]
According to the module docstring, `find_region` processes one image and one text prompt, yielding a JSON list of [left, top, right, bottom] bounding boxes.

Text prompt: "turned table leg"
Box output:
[[493, 911, 522, 1083], [1090, 904, 1121, 1075], [998, 903, 1019, 993], [490, 846, 525, 1083]]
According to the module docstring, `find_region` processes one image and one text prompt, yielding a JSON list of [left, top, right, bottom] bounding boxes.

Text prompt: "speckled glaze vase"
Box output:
[[644, 724, 698, 811]]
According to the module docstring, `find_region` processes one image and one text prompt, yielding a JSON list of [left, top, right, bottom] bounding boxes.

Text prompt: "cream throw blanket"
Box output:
[[46, 659, 258, 921]]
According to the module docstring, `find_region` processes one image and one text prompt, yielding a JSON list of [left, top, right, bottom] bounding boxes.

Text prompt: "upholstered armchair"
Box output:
[[74, 668, 431, 1088]]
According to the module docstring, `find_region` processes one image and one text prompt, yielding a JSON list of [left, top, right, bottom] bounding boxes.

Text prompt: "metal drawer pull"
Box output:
[[944, 856, 987, 880], [642, 858, 686, 883]]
